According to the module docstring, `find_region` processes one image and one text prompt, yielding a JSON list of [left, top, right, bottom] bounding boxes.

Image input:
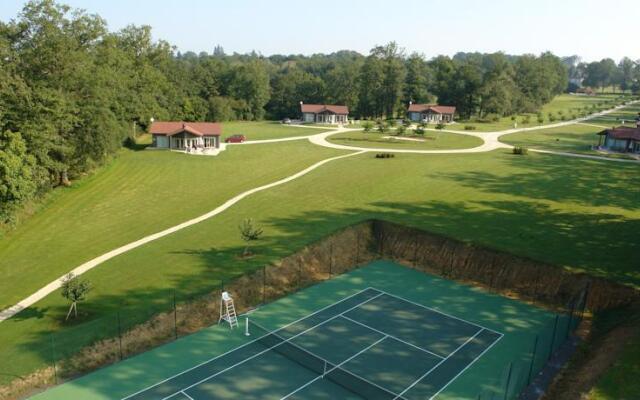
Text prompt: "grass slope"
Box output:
[[447, 94, 629, 132], [326, 130, 483, 150], [222, 121, 330, 140], [0, 142, 345, 310], [1, 149, 638, 383]]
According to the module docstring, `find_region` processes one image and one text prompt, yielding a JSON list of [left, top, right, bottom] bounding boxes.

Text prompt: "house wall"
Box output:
[[604, 136, 630, 151], [303, 113, 316, 123], [408, 112, 422, 121], [153, 135, 169, 148]]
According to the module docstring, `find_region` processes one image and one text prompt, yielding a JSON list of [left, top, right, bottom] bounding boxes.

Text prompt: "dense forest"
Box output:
[[1, 0, 640, 223]]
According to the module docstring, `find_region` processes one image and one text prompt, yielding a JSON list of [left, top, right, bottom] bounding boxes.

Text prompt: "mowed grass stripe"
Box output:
[[0, 142, 346, 309]]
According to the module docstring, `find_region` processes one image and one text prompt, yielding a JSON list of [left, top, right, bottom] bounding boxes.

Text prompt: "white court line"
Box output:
[[340, 315, 444, 360], [427, 332, 504, 400], [279, 335, 391, 400], [393, 328, 487, 399], [180, 391, 194, 400], [121, 287, 380, 399], [162, 291, 386, 400], [375, 289, 502, 336]]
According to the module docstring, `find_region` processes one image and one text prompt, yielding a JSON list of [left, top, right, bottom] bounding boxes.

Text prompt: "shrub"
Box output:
[[362, 121, 373, 132], [402, 119, 412, 128], [396, 125, 406, 135], [560, 115, 566, 121], [523, 116, 531, 124], [387, 119, 397, 128], [512, 146, 528, 155], [537, 116, 544, 124], [464, 125, 476, 130], [571, 113, 577, 120], [548, 113, 557, 122], [376, 120, 388, 133], [414, 127, 425, 136], [375, 153, 395, 159], [436, 123, 446, 130]]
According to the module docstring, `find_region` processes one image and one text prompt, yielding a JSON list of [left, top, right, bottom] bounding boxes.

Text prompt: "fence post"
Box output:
[[262, 266, 266, 304], [329, 243, 333, 277], [173, 292, 178, 340], [50, 333, 58, 385], [527, 335, 539, 385], [503, 362, 513, 400], [355, 231, 360, 264], [548, 315, 559, 360], [117, 312, 123, 360]]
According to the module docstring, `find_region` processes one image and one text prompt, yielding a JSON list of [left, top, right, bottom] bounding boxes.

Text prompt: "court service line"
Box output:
[[121, 287, 378, 399], [340, 314, 444, 360], [427, 333, 504, 400], [166, 292, 386, 400], [375, 289, 502, 336], [393, 328, 486, 399], [279, 335, 391, 400]]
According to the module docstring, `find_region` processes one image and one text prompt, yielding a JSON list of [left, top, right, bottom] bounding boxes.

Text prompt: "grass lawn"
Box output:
[[588, 334, 640, 399], [447, 94, 630, 132], [222, 121, 330, 140], [1, 148, 638, 385], [500, 102, 640, 159], [0, 142, 345, 311], [326, 130, 483, 150], [500, 123, 602, 153]]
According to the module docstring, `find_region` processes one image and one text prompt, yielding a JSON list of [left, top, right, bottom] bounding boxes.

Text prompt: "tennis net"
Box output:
[[249, 320, 406, 400]]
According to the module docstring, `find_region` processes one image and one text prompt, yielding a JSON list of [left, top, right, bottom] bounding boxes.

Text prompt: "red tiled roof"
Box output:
[[301, 104, 349, 115], [408, 104, 456, 114], [600, 127, 640, 141], [150, 121, 222, 136]]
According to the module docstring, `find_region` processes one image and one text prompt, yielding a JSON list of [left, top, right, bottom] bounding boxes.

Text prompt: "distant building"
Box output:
[[407, 103, 456, 123], [149, 121, 221, 150], [597, 127, 640, 153], [300, 102, 349, 124]]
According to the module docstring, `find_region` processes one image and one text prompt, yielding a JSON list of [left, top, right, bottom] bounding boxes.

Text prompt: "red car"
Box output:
[[225, 134, 246, 143]]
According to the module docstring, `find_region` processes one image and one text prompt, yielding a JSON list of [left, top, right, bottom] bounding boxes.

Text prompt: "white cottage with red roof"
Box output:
[[300, 102, 349, 124], [149, 121, 222, 150], [407, 102, 456, 123], [597, 126, 640, 153]]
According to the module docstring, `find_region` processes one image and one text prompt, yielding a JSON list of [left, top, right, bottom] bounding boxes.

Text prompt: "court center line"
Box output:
[[279, 335, 391, 400], [161, 292, 387, 400], [374, 289, 502, 335], [180, 391, 195, 400], [393, 328, 485, 400], [121, 287, 379, 399], [427, 332, 504, 400], [339, 315, 444, 360]]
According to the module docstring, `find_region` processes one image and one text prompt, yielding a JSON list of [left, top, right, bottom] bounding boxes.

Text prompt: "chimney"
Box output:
[[409, 101, 412, 106], [300, 101, 303, 105]]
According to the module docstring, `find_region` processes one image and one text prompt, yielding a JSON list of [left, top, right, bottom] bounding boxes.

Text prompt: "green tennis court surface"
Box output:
[[30, 261, 564, 400], [124, 288, 502, 400]]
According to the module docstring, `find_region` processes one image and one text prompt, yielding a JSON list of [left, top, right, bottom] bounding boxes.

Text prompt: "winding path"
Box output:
[[1, 101, 637, 323]]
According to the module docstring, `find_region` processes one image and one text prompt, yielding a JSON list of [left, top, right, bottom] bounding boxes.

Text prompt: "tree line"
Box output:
[[1, 0, 638, 224]]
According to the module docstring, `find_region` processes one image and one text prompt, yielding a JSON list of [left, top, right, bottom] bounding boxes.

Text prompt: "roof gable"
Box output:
[[300, 104, 349, 115], [150, 121, 222, 136], [408, 103, 456, 114], [601, 126, 640, 141]]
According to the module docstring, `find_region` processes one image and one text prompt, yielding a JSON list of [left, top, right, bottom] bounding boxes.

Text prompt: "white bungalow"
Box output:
[[300, 102, 349, 124], [149, 122, 221, 150], [407, 103, 456, 123]]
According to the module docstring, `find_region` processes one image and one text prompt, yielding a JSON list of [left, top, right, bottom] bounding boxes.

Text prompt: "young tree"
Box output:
[[239, 218, 264, 257], [61, 273, 92, 320]]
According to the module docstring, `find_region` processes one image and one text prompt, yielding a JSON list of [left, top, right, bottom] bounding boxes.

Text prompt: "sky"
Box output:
[[1, 0, 638, 62]]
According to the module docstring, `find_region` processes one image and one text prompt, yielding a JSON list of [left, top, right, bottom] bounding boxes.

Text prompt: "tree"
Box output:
[[239, 218, 263, 257], [403, 53, 433, 104], [61, 273, 92, 320], [0, 131, 37, 222], [228, 60, 270, 120]]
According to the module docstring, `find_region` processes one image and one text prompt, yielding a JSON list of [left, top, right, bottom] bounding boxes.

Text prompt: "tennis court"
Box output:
[[123, 287, 502, 400]]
